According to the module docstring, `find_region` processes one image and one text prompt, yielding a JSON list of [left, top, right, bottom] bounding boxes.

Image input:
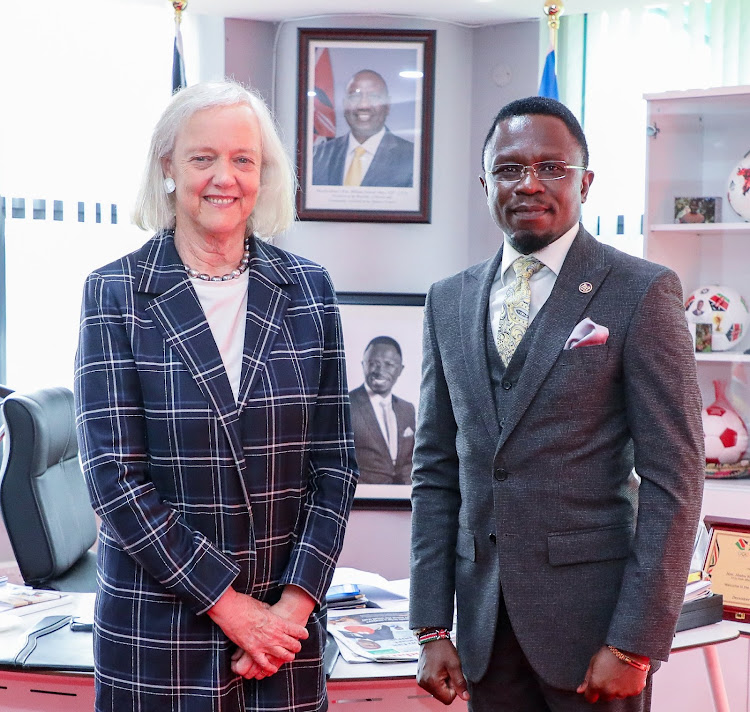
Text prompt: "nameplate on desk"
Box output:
[[704, 516, 750, 622]]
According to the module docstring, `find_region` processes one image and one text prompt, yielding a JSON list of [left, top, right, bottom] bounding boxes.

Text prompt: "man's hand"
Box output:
[[577, 646, 649, 703], [208, 586, 311, 678], [416, 639, 470, 705]]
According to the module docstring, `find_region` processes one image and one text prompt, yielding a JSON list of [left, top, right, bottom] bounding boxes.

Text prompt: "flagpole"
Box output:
[[170, 0, 188, 92], [543, 0, 564, 54]]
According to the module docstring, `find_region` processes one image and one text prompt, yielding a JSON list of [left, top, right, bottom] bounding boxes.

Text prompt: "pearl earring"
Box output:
[[164, 177, 176, 194]]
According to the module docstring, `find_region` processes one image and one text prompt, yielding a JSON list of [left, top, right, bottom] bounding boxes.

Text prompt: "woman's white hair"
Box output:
[[133, 80, 296, 239]]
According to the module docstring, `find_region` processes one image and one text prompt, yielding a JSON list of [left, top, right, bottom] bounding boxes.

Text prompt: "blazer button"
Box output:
[[489, 533, 497, 544], [493, 467, 509, 481], [501, 380, 512, 390]]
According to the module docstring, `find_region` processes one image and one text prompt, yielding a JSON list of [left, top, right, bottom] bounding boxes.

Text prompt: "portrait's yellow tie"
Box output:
[[343, 146, 367, 186], [496, 255, 544, 366]]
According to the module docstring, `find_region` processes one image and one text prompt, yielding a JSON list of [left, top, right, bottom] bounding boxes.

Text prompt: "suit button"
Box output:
[[493, 467, 509, 481], [489, 533, 497, 544], [501, 380, 512, 390]]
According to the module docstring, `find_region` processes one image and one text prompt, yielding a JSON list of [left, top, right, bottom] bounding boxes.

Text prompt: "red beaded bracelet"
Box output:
[[415, 628, 451, 645]]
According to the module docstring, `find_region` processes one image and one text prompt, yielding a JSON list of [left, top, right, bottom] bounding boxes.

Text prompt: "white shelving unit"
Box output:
[[644, 86, 750, 712]]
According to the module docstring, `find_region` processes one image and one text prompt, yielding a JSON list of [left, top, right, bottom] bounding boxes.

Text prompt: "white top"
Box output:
[[191, 271, 249, 402], [488, 222, 579, 344], [365, 384, 398, 462], [344, 127, 386, 180]]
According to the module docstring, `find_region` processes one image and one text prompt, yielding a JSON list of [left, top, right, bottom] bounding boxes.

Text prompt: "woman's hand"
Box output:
[[208, 586, 310, 677]]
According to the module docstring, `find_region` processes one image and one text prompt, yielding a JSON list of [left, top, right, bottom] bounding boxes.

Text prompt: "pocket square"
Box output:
[[403, 427, 414, 438], [564, 317, 609, 350]]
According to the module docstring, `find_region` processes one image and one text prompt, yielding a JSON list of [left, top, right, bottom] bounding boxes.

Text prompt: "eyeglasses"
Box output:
[[485, 161, 587, 183]]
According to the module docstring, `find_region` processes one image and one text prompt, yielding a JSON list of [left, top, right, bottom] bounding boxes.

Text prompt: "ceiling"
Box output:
[[136, 0, 657, 26]]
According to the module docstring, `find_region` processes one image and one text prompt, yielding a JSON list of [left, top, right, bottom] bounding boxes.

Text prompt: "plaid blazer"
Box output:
[[74, 231, 358, 712]]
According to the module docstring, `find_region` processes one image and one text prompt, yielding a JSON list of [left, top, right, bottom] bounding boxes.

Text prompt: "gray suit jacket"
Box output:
[[312, 129, 414, 187], [409, 226, 704, 690], [349, 385, 415, 486]]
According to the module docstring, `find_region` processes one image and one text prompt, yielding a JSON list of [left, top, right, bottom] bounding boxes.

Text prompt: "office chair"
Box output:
[[0, 386, 98, 592]]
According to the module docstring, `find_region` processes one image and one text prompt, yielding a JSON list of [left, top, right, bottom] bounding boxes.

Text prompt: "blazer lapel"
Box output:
[[497, 227, 611, 449], [236, 239, 294, 408], [460, 247, 504, 442]]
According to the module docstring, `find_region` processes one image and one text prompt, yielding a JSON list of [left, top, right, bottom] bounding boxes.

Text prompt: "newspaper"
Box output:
[[327, 609, 418, 663]]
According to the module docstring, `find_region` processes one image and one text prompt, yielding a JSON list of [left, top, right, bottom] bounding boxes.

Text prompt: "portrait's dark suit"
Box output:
[[410, 226, 704, 691], [349, 384, 415, 486], [312, 129, 414, 187], [75, 231, 358, 711]]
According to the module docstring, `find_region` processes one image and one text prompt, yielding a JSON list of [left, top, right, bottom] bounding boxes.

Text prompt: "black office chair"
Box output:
[[0, 387, 98, 592]]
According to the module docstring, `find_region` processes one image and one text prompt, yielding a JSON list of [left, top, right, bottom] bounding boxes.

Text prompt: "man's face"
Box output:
[[480, 114, 594, 254], [344, 72, 390, 144], [362, 343, 403, 396]]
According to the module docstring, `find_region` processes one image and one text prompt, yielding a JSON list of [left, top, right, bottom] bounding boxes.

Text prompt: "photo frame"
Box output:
[[296, 28, 435, 223], [703, 516, 750, 621], [337, 292, 426, 509]]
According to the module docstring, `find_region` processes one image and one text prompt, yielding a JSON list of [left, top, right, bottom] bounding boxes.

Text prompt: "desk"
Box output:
[[0, 597, 738, 712]]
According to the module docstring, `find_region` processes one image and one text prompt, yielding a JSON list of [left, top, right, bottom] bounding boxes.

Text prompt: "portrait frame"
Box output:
[[296, 28, 435, 224], [337, 292, 426, 510]]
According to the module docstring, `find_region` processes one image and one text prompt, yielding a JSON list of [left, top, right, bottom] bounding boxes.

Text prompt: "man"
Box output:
[[312, 69, 414, 188], [349, 336, 416, 486], [409, 96, 704, 711]]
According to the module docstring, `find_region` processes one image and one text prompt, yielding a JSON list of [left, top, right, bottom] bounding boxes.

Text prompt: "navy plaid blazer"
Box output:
[[74, 231, 358, 711]]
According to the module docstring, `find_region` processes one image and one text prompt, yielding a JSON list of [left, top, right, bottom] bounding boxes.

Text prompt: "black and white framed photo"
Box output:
[[297, 28, 435, 223], [337, 292, 425, 508]]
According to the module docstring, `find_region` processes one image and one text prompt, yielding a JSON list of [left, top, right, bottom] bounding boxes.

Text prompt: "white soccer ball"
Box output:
[[727, 150, 750, 222], [685, 284, 750, 351], [703, 399, 749, 464]]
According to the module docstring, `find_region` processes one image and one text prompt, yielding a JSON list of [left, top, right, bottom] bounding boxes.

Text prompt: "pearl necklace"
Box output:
[[184, 237, 251, 282]]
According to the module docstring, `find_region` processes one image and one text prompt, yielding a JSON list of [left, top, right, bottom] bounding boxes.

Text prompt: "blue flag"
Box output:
[[172, 19, 186, 93], [538, 48, 559, 100]]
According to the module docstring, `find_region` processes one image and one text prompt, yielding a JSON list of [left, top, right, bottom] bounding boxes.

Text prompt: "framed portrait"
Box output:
[[337, 292, 426, 509], [296, 28, 436, 223]]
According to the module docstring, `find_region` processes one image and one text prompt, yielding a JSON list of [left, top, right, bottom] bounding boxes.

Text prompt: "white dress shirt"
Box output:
[[343, 127, 386, 180], [488, 222, 579, 345], [365, 384, 398, 463]]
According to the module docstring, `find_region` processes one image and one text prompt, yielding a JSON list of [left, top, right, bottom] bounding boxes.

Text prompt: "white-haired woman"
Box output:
[[74, 80, 358, 712]]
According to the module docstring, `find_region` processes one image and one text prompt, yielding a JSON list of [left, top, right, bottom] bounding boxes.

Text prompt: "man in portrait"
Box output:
[[349, 336, 416, 486], [312, 69, 414, 188]]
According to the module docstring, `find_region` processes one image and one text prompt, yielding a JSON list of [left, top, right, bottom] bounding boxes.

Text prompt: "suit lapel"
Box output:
[[460, 248, 504, 442], [497, 227, 612, 449], [236, 239, 294, 409]]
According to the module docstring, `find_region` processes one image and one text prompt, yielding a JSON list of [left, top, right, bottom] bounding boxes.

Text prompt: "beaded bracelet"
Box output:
[[415, 628, 451, 645], [607, 645, 651, 672]]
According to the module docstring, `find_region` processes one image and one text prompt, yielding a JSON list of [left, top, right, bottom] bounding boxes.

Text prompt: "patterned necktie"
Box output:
[[496, 255, 544, 366], [343, 146, 367, 186]]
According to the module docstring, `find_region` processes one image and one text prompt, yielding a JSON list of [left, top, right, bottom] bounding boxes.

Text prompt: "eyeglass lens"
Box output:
[[491, 161, 570, 182]]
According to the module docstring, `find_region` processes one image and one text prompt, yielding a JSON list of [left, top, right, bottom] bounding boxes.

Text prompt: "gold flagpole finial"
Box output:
[[543, 1, 564, 30], [172, 0, 188, 23]]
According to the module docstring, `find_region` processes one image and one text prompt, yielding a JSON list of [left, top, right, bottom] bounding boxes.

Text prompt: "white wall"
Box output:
[[225, 15, 540, 580]]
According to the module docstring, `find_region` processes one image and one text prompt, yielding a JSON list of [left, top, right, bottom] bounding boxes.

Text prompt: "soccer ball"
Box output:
[[685, 284, 750, 351], [703, 380, 749, 464], [727, 150, 750, 222], [704, 399, 749, 464]]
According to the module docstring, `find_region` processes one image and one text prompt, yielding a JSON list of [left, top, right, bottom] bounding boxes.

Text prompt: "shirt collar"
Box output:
[[347, 127, 387, 156], [364, 383, 393, 406], [500, 221, 579, 284]]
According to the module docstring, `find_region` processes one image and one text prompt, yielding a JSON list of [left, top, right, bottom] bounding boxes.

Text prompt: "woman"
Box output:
[[74, 81, 358, 711]]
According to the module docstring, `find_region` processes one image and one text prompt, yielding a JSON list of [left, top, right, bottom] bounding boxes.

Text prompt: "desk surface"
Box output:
[[0, 594, 741, 681]]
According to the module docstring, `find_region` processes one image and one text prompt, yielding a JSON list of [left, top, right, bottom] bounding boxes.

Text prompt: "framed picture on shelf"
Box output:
[[674, 196, 722, 224], [337, 292, 425, 509], [296, 28, 435, 223]]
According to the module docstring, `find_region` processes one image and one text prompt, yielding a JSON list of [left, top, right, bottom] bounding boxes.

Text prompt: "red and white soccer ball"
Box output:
[[685, 284, 750, 351], [703, 399, 749, 464]]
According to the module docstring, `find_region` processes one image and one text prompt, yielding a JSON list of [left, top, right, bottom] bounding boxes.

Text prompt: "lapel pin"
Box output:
[[579, 282, 593, 294]]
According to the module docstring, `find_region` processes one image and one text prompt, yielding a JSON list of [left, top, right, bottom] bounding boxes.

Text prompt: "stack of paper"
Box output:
[[0, 583, 70, 616], [684, 571, 712, 603]]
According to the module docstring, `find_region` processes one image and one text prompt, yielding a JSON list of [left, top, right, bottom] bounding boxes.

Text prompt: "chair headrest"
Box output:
[[2, 387, 78, 476]]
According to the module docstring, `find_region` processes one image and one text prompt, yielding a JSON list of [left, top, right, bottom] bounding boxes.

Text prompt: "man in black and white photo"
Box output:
[[349, 336, 416, 485]]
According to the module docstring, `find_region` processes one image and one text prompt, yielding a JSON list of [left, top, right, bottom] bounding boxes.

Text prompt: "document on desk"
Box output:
[[327, 607, 418, 663]]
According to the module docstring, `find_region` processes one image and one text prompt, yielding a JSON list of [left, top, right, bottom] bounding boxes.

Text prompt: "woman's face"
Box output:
[[165, 104, 262, 243]]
